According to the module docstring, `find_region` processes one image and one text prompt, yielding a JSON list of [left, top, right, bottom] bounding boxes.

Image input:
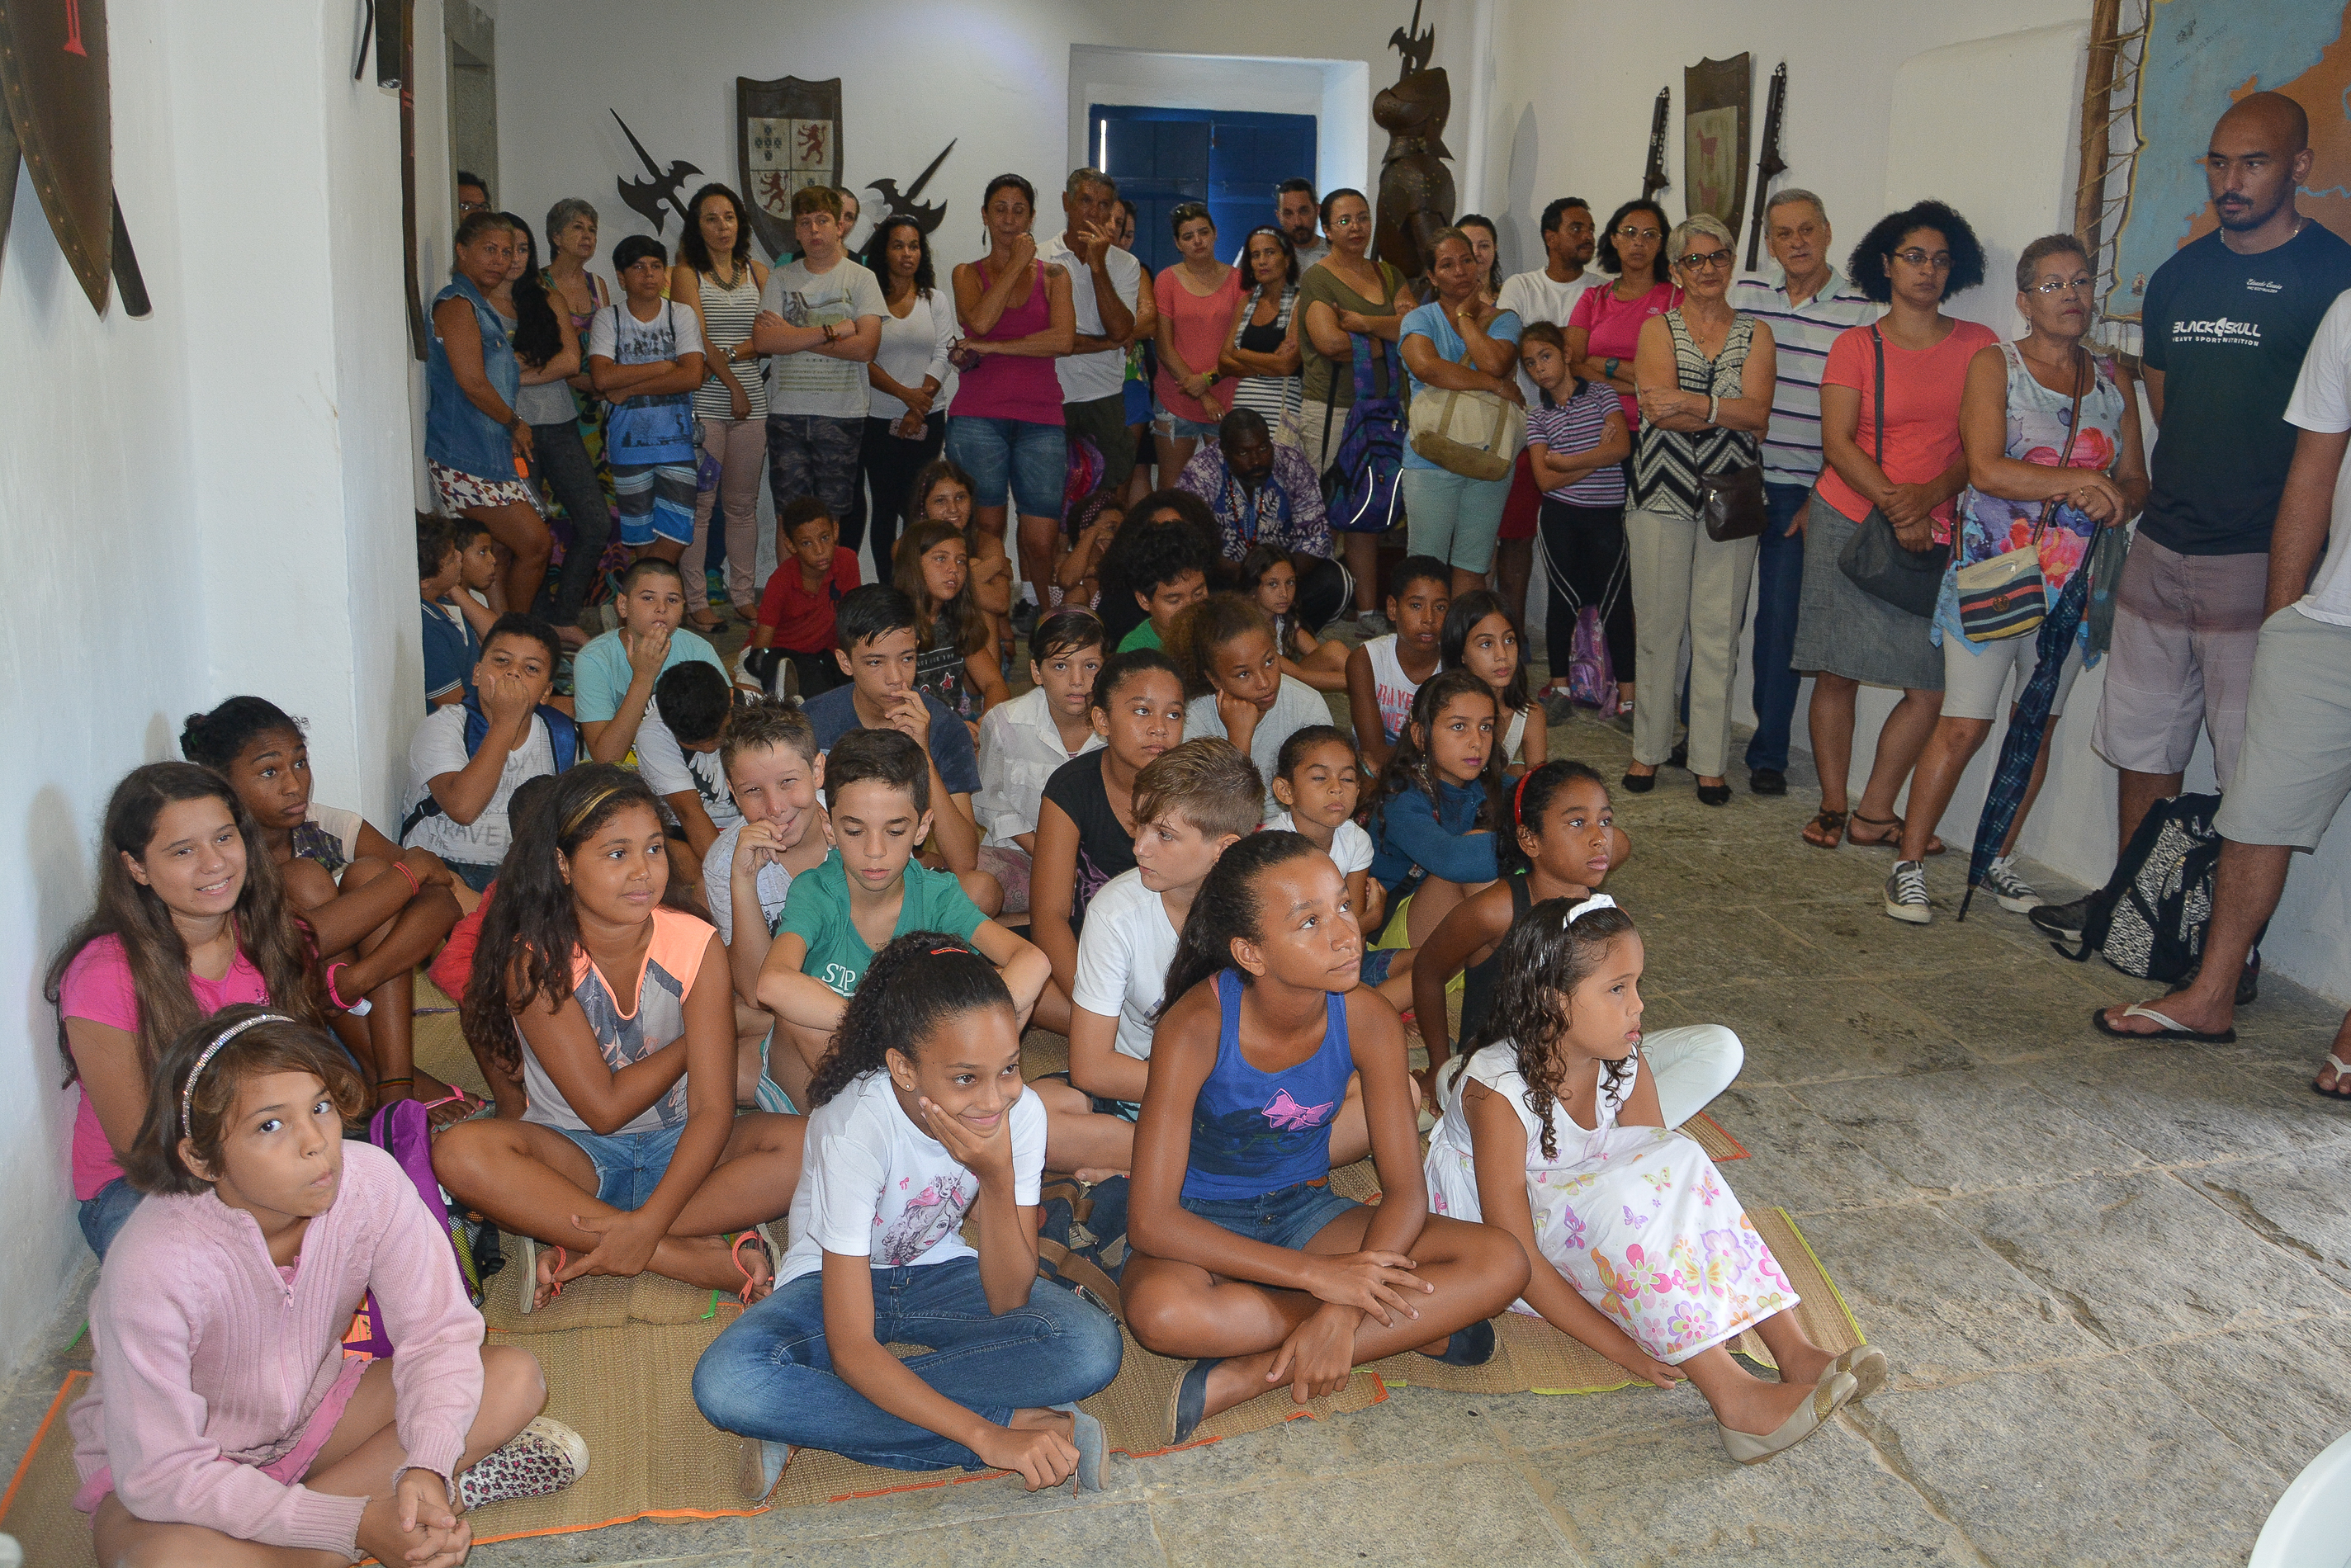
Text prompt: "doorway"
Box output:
[[1089, 105, 1317, 274], [446, 2, 498, 213]]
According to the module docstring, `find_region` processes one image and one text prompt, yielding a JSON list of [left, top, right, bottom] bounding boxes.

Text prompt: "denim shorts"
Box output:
[[945, 415, 1067, 517], [1153, 404, 1219, 442], [555, 1120, 687, 1211], [1180, 1178, 1360, 1252], [78, 1175, 143, 1261]]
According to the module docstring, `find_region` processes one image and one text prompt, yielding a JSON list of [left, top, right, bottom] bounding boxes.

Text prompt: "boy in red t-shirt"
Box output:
[[745, 498, 861, 700]]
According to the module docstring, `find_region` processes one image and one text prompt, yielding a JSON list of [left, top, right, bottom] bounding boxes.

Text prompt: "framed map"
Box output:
[[2106, 0, 2351, 319]]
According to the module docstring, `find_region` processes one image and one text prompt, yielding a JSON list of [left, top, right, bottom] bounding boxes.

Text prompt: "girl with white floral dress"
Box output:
[[1421, 893, 1887, 1464]]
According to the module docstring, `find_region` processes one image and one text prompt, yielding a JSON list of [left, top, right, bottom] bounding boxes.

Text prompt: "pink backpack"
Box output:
[[1567, 606, 1615, 709]]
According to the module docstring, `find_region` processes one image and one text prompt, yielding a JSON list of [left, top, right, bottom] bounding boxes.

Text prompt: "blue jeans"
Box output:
[[1180, 1178, 1361, 1252], [693, 1257, 1123, 1471], [553, 1121, 686, 1211], [1744, 481, 1811, 772], [945, 415, 1067, 517], [79, 1176, 142, 1260], [1402, 466, 1512, 574]]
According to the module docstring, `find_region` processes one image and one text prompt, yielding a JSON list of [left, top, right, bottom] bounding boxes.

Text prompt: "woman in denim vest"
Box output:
[[428, 213, 552, 620]]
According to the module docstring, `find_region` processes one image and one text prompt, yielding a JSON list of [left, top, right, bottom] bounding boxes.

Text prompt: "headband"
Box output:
[[1563, 893, 1618, 928], [1514, 770, 1534, 824], [558, 785, 626, 838], [181, 1013, 296, 1139]]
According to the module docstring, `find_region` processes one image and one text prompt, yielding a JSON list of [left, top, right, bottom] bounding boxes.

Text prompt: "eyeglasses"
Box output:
[[1677, 248, 1734, 272], [1892, 248, 1953, 270], [1615, 226, 1663, 242], [2033, 276, 2096, 295], [458, 199, 490, 216]]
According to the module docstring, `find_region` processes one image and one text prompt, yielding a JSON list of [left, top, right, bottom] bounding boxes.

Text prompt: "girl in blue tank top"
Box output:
[[1121, 832, 1529, 1446]]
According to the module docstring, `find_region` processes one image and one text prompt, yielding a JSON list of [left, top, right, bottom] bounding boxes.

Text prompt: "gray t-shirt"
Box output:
[[759, 255, 887, 418]]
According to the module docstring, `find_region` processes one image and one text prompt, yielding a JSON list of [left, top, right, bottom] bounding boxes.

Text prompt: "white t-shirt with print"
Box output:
[[2283, 288, 2351, 626], [588, 299, 700, 370], [401, 706, 556, 867], [1266, 810, 1374, 876], [1069, 868, 1181, 1065], [759, 255, 887, 419], [775, 1068, 1047, 1287], [700, 821, 797, 947], [1497, 267, 1596, 406], [633, 701, 741, 833]]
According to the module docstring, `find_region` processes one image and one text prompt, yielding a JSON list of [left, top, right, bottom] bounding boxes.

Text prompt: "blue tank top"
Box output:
[[1180, 969, 1355, 1202]]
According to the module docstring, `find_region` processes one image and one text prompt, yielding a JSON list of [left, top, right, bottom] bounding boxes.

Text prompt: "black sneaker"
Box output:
[[1010, 599, 1040, 636], [2027, 895, 2093, 943], [1749, 767, 1788, 796]]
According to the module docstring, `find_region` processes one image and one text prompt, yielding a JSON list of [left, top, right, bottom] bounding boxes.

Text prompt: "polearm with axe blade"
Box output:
[[1745, 63, 1788, 272], [1639, 87, 1671, 205]]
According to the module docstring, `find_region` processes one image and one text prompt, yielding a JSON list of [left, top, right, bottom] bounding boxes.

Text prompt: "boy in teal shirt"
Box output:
[[754, 727, 1049, 1105], [575, 557, 739, 763]]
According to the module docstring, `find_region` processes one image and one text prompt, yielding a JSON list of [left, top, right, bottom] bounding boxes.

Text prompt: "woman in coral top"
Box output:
[[1790, 201, 1994, 857]]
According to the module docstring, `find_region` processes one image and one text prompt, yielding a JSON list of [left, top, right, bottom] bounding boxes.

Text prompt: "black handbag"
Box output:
[[1701, 460, 1767, 542], [1838, 324, 1950, 617]]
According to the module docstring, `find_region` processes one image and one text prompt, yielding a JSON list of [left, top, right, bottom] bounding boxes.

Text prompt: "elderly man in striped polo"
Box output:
[[1727, 191, 1876, 795]]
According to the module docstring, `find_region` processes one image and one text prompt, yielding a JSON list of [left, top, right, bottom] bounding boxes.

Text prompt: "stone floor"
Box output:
[[8, 692, 2350, 1566]]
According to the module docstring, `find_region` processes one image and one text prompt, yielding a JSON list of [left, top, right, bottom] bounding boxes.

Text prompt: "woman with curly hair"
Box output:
[[1793, 199, 1994, 855], [1421, 894, 1882, 1464], [433, 765, 802, 1313]]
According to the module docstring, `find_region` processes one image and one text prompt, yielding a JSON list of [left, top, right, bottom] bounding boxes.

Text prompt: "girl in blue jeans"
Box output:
[[694, 933, 1122, 1496], [1119, 833, 1526, 1445]]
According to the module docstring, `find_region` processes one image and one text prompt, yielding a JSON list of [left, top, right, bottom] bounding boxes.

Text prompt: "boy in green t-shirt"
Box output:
[[1113, 527, 1212, 652], [755, 727, 1049, 1103]]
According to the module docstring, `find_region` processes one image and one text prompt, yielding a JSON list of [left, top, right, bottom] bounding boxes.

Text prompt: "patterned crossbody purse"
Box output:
[[1953, 348, 2087, 643]]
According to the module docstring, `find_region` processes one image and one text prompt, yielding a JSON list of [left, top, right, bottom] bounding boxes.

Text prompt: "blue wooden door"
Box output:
[[1091, 105, 1316, 275]]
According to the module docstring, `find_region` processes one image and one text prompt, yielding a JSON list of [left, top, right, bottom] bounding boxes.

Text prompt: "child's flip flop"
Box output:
[[2089, 1003, 2235, 1045]]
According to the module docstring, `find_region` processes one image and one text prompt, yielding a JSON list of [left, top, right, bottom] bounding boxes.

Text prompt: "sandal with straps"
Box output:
[[1802, 809, 1847, 850], [518, 1238, 568, 1315], [1848, 810, 1945, 857]]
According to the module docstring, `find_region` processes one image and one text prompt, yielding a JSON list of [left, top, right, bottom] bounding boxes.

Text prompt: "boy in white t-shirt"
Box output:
[[693, 933, 1123, 1495], [974, 610, 1105, 911], [702, 702, 832, 1108], [1031, 739, 1261, 1178], [1268, 724, 1417, 1010], [400, 613, 577, 894]]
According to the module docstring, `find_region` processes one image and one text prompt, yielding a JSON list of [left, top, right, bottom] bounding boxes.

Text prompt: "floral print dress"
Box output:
[[1423, 1041, 1797, 1364], [1934, 342, 2125, 656]]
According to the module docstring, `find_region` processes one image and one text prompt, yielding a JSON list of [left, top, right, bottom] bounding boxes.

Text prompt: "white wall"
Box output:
[[491, 0, 1480, 279], [0, 0, 428, 1374]]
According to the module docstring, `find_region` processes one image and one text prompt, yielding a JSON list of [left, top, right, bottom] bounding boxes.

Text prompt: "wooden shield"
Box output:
[[0, 0, 112, 311], [1682, 54, 1753, 238], [738, 76, 842, 261]]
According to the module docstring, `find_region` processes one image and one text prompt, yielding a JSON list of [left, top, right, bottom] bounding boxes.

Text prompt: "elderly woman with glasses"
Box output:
[[1620, 214, 1777, 806], [1876, 232, 2148, 924], [1791, 201, 1993, 854], [1568, 200, 1682, 429]]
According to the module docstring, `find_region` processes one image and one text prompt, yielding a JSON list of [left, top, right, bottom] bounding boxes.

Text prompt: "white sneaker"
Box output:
[[1984, 853, 2042, 913], [1883, 861, 1930, 925]]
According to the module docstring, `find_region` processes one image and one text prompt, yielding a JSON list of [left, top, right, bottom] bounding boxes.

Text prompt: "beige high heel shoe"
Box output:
[[1718, 1371, 1858, 1466]]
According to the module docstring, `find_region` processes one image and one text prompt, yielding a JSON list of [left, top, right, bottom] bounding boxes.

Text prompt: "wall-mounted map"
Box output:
[[2108, 0, 2351, 319]]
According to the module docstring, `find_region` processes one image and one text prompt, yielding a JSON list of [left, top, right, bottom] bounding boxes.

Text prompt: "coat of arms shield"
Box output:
[[738, 76, 843, 260]]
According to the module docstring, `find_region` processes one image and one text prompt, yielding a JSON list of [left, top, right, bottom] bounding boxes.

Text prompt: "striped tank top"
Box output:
[[690, 266, 768, 420], [1630, 309, 1757, 521]]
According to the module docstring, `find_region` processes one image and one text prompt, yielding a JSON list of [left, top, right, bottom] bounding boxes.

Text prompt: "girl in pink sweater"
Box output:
[[72, 1006, 587, 1566]]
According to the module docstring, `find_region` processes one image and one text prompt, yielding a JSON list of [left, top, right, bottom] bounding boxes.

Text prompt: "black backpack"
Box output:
[[2051, 792, 2226, 984]]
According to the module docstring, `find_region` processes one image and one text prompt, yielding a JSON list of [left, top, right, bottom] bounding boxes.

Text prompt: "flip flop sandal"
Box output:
[[2311, 1054, 2351, 1101], [518, 1240, 568, 1315], [1848, 811, 1945, 856], [1167, 1358, 1223, 1446], [730, 1225, 780, 1305], [1802, 809, 1848, 850], [2089, 1003, 2236, 1045]]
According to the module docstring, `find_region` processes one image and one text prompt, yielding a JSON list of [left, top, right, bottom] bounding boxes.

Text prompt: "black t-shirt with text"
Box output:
[[2140, 221, 2351, 555]]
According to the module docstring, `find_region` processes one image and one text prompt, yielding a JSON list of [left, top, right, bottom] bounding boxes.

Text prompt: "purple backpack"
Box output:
[[1568, 606, 1615, 710], [1317, 333, 1405, 535], [369, 1098, 486, 1306]]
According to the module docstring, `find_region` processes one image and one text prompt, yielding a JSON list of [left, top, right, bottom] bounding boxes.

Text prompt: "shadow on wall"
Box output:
[[1503, 102, 1539, 276], [21, 781, 94, 1146]]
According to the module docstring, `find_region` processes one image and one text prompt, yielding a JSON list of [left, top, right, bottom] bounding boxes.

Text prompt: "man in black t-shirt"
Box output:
[[2074, 94, 2351, 901]]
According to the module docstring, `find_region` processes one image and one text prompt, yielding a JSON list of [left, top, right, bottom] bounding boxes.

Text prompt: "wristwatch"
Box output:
[[1604, 357, 1620, 380]]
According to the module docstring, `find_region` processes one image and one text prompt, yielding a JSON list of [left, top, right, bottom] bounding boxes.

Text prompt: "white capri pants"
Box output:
[[1938, 630, 2085, 723]]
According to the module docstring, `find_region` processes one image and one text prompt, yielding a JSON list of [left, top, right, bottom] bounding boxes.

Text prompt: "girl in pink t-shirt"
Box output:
[[46, 763, 325, 1259]]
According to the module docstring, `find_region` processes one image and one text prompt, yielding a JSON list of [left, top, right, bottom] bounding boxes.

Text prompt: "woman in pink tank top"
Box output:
[[947, 173, 1076, 607]]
